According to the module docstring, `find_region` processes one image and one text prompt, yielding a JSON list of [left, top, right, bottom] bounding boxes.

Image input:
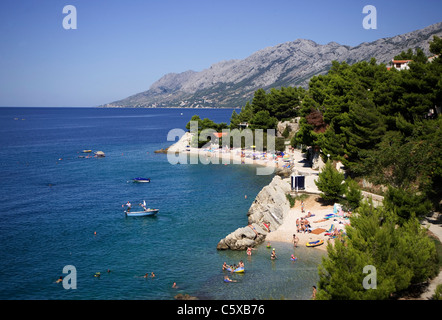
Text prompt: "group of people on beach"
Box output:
[[296, 217, 312, 233]]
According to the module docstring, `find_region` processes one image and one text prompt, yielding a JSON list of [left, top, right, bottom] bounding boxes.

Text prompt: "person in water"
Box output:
[[224, 275, 237, 283], [55, 276, 63, 284], [271, 248, 277, 260], [246, 247, 256, 256], [238, 260, 244, 268], [293, 234, 299, 247]]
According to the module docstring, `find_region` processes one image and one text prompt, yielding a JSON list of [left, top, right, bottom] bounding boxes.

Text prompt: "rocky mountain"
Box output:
[[103, 22, 442, 109]]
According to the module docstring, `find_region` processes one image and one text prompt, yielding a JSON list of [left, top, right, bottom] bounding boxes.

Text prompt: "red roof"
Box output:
[[213, 132, 228, 138], [392, 60, 412, 64]]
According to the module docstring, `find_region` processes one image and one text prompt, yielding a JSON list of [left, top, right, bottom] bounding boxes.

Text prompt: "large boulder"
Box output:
[[217, 175, 291, 250]]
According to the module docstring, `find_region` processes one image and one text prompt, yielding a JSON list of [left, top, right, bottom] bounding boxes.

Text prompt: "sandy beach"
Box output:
[[265, 195, 349, 251], [167, 132, 344, 252]]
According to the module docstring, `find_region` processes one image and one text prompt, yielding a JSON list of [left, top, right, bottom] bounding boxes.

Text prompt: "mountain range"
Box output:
[[103, 22, 442, 109]]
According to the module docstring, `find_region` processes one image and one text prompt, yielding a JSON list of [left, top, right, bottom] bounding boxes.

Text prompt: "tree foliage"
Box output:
[[317, 202, 438, 300], [315, 160, 345, 202], [295, 36, 442, 210]]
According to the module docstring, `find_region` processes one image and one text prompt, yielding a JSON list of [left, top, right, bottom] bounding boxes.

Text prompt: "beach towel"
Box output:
[[310, 228, 326, 235], [326, 224, 335, 233]]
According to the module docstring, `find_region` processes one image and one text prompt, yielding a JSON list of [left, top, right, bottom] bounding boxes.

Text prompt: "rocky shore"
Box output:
[[216, 175, 291, 250]]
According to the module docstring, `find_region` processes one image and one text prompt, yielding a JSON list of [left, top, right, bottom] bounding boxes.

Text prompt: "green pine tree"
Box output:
[[315, 160, 346, 203]]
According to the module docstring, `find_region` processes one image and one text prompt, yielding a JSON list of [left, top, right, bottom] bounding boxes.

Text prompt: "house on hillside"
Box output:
[[388, 55, 439, 71], [391, 59, 412, 70]]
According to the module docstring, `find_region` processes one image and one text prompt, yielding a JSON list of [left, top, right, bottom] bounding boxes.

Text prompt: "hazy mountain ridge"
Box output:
[[104, 22, 442, 108]]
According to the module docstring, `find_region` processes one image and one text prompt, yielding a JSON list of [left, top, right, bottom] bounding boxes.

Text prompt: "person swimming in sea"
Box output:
[[271, 248, 277, 260], [224, 275, 237, 283]]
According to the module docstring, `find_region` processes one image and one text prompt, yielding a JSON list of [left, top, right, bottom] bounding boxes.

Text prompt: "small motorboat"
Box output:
[[132, 177, 150, 183], [94, 151, 105, 158], [82, 150, 92, 153], [125, 208, 159, 217]]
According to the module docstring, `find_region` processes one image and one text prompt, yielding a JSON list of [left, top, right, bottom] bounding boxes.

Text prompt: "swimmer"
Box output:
[[55, 276, 63, 284], [271, 248, 277, 260], [291, 254, 297, 261], [222, 262, 228, 271], [150, 272, 155, 278], [224, 275, 237, 283], [238, 260, 244, 268], [172, 282, 178, 289], [246, 247, 256, 256]]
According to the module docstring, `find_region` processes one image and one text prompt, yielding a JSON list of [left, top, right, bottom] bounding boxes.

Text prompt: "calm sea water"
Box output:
[[0, 107, 324, 300]]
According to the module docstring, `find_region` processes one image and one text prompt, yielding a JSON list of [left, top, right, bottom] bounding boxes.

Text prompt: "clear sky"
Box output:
[[0, 0, 441, 107]]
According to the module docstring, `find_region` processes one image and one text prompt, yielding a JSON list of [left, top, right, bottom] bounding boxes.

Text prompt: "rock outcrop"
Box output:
[[216, 175, 291, 250]]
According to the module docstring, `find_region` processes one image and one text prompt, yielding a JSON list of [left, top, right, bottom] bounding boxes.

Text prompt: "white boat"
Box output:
[[132, 177, 150, 183], [125, 208, 159, 217]]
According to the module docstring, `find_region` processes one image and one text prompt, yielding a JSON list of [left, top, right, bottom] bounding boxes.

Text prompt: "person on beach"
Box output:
[[312, 286, 317, 299], [301, 201, 305, 213], [296, 219, 300, 233], [292, 234, 299, 247]]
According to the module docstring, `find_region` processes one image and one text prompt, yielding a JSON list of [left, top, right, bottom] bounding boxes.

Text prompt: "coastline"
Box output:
[[265, 195, 339, 252], [165, 132, 335, 251]]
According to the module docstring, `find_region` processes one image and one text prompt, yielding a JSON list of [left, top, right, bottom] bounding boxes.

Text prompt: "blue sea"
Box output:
[[0, 107, 324, 300]]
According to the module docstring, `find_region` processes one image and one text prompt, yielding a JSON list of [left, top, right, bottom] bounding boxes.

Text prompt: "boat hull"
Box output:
[[125, 209, 159, 217], [132, 178, 150, 183]]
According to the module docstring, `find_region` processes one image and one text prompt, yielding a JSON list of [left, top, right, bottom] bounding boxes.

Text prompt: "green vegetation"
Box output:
[[186, 85, 305, 151], [184, 36, 442, 299], [317, 202, 439, 300], [313, 36, 442, 300], [314, 160, 345, 203], [294, 35, 442, 211]]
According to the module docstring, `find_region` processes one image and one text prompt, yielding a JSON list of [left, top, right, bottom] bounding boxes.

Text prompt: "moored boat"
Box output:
[[125, 208, 159, 217], [132, 177, 150, 183]]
